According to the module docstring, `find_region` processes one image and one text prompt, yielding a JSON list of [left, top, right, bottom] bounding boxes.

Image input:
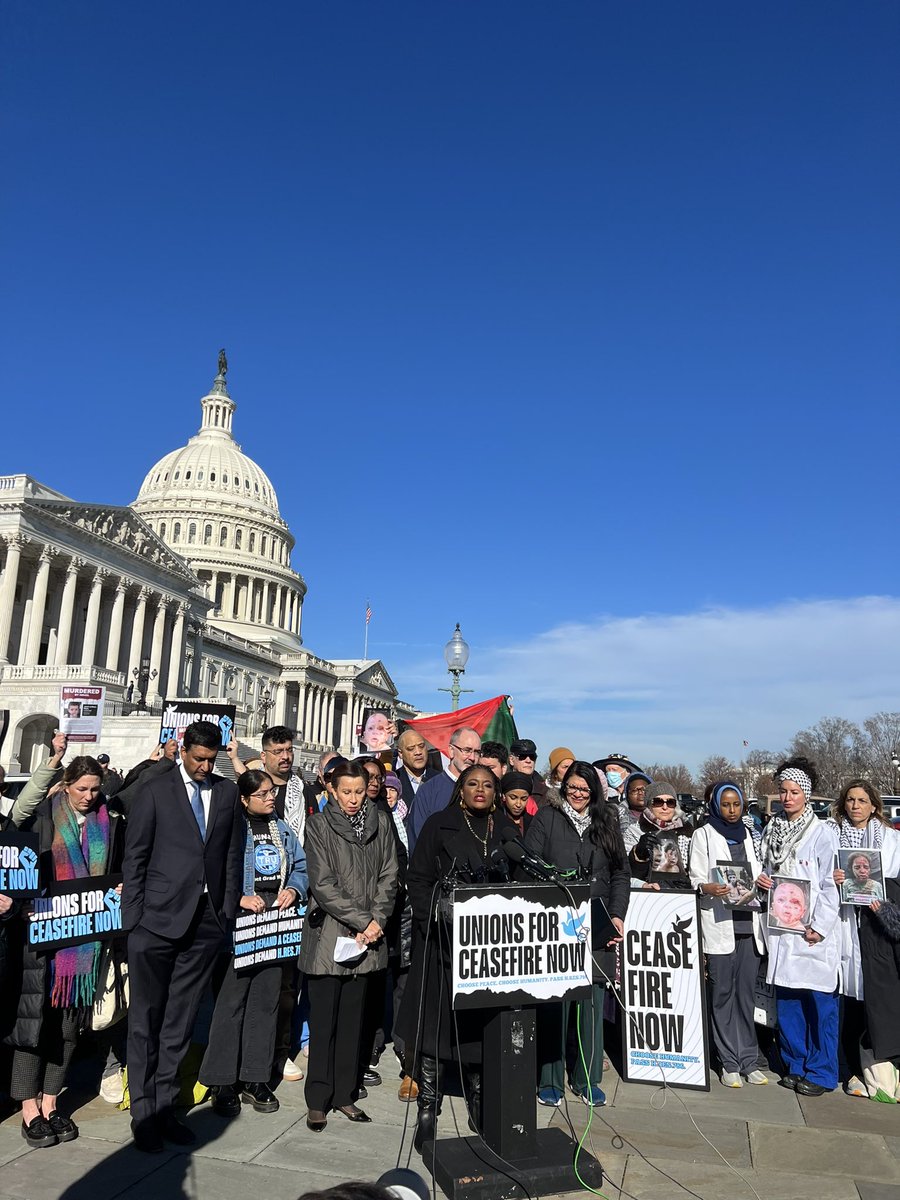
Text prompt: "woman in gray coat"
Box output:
[[298, 760, 398, 1132]]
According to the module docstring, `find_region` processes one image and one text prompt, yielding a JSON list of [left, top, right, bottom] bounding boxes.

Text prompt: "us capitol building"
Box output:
[[0, 357, 416, 773]]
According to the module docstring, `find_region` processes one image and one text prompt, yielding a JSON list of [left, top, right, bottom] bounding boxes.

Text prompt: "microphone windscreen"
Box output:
[[501, 826, 520, 844], [502, 839, 527, 863]]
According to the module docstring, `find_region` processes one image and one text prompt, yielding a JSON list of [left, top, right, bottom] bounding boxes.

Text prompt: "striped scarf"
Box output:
[[49, 794, 109, 1008]]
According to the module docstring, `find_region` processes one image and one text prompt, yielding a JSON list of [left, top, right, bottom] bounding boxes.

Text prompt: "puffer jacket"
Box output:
[[7, 798, 125, 1049], [524, 806, 631, 919], [298, 800, 398, 977]]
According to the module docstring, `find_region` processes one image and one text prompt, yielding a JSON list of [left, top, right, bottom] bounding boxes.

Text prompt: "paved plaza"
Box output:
[[2, 1052, 900, 1200]]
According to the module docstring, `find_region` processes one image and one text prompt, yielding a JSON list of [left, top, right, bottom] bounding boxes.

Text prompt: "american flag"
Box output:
[[365, 603, 372, 625], [742, 739, 749, 747]]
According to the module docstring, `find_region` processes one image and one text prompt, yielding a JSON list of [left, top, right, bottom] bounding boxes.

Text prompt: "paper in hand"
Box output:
[[334, 935, 367, 964]]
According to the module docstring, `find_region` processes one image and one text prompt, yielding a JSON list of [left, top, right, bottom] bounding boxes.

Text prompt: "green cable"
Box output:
[[572, 994, 610, 1199]]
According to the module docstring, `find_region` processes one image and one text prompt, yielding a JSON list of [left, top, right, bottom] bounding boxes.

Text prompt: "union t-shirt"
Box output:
[[249, 816, 281, 897]]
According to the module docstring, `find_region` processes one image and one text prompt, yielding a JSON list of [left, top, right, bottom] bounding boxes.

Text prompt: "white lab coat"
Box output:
[[763, 819, 840, 994], [689, 822, 765, 955], [837, 822, 900, 1000]]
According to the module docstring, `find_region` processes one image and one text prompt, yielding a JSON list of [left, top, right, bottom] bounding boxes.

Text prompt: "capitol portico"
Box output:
[[0, 359, 415, 774]]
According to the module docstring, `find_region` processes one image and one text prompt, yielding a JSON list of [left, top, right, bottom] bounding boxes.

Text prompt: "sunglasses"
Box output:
[[651, 798, 676, 809]]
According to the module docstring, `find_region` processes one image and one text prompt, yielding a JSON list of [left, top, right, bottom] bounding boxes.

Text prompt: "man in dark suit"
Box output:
[[123, 720, 244, 1152], [394, 728, 439, 811]]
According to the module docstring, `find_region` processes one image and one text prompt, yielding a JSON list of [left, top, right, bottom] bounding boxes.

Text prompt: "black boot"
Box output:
[[462, 1065, 482, 1133], [414, 1055, 442, 1155]]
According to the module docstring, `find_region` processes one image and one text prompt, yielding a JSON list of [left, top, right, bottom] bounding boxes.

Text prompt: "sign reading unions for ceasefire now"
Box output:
[[451, 884, 592, 1008], [0, 830, 40, 897], [27, 874, 125, 951]]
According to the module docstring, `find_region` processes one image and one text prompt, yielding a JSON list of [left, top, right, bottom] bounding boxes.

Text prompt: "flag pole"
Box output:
[[364, 600, 370, 660]]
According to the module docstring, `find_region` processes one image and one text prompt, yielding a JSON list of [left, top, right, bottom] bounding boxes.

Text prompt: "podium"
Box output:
[[429, 883, 605, 1200]]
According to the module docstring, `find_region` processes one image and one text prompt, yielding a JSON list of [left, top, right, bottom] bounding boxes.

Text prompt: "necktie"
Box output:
[[190, 782, 206, 840]]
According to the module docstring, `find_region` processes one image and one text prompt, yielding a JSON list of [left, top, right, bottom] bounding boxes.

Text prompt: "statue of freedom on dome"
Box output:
[[218, 348, 228, 377]]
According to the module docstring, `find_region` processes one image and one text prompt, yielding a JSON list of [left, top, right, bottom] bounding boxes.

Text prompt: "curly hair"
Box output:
[[775, 755, 819, 794]]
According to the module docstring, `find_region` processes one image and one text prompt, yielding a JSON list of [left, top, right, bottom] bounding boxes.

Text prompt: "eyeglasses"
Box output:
[[252, 788, 277, 800], [452, 746, 480, 758], [566, 785, 591, 796], [630, 786, 647, 794], [651, 798, 676, 809]]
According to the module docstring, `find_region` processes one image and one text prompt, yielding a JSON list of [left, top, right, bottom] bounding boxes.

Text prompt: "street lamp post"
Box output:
[[131, 657, 158, 711], [258, 686, 273, 731], [438, 622, 473, 712], [891, 751, 899, 795]]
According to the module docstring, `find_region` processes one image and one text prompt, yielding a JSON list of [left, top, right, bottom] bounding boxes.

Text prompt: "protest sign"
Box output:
[[621, 890, 709, 1090], [0, 829, 40, 897], [451, 883, 592, 1009], [233, 904, 305, 970], [838, 848, 885, 906], [27, 874, 124, 951], [767, 875, 811, 932], [159, 700, 236, 748], [59, 685, 105, 743]]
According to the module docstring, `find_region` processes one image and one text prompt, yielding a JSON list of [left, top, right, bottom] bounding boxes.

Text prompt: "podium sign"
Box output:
[[451, 883, 592, 1009], [620, 889, 710, 1090]]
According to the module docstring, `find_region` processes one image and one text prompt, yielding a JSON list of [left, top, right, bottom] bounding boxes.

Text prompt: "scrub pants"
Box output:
[[775, 985, 839, 1090]]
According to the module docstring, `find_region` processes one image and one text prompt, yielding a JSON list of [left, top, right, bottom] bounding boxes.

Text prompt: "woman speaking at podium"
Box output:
[[399, 764, 516, 1154], [524, 760, 630, 1107]]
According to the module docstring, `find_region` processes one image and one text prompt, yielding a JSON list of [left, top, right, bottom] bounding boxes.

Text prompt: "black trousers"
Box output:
[[127, 897, 225, 1124], [359, 968, 387, 1079], [10, 1005, 79, 1101], [305, 974, 367, 1112], [200, 960, 282, 1085]]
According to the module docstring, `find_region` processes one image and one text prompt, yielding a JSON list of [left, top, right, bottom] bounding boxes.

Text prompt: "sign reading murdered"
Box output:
[[160, 700, 236, 748], [233, 904, 305, 970], [60, 685, 106, 743], [27, 874, 124, 951], [0, 830, 40, 897], [621, 890, 709, 1090], [451, 884, 592, 1009]]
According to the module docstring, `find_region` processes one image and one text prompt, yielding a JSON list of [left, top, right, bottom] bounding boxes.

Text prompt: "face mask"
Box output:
[[606, 770, 624, 788]]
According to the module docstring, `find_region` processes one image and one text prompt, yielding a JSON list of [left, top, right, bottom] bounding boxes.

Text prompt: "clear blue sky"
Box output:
[[3, 2, 898, 767]]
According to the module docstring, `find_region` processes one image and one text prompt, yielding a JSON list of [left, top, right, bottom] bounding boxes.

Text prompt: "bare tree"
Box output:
[[697, 755, 738, 792], [642, 763, 696, 795], [787, 716, 866, 797], [862, 712, 900, 794]]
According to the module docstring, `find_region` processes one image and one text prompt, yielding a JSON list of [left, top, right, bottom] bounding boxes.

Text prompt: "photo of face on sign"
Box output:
[[767, 876, 811, 933], [651, 836, 684, 875], [358, 708, 397, 754]]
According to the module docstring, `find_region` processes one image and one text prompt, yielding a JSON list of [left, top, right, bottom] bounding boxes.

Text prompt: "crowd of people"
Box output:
[[1, 722, 899, 1161]]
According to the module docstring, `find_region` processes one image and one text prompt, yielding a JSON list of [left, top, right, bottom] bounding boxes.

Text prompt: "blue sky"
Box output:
[[3, 2, 898, 768]]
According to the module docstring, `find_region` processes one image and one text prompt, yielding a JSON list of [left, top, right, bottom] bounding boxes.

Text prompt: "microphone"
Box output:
[[489, 847, 510, 881], [500, 829, 559, 881]]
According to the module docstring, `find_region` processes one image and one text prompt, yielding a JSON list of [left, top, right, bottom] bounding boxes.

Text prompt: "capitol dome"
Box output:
[[133, 362, 307, 651]]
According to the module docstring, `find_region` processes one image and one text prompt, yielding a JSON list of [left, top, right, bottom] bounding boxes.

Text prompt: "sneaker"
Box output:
[[845, 1076, 867, 1098], [578, 1085, 606, 1107], [721, 1071, 743, 1088], [744, 1070, 769, 1086], [99, 1069, 125, 1105], [281, 1056, 304, 1082], [537, 1087, 563, 1107]]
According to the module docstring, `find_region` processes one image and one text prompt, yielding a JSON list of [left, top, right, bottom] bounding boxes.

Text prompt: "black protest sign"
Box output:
[[27, 874, 125, 951], [160, 700, 236, 747], [0, 829, 40, 897], [621, 889, 709, 1090], [233, 904, 305, 970]]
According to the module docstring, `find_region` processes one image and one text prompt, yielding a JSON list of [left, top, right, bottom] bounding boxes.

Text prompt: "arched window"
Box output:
[[197, 468, 204, 482], [174, 470, 180, 481], [223, 473, 229, 485], [235, 528, 243, 550], [261, 535, 267, 557], [210, 470, 216, 483], [187, 522, 196, 544], [249, 532, 255, 553], [219, 526, 228, 547], [245, 477, 250, 490], [173, 522, 181, 542], [185, 469, 192, 481], [203, 524, 212, 546], [158, 522, 166, 540]]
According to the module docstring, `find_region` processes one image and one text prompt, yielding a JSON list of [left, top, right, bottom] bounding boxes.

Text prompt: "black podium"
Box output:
[[429, 883, 605, 1200]]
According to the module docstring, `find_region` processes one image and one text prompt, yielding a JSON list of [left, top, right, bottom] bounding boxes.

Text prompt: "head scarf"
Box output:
[[761, 769, 816, 869], [707, 782, 747, 846]]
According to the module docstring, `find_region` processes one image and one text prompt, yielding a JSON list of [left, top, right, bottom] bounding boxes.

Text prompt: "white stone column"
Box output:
[[81, 569, 106, 667], [127, 587, 149, 682], [189, 621, 204, 695], [24, 548, 54, 663], [325, 692, 335, 747], [55, 558, 82, 666], [167, 603, 187, 696], [105, 579, 127, 672], [0, 535, 25, 664], [148, 597, 168, 700], [262, 580, 271, 626], [209, 571, 219, 613]]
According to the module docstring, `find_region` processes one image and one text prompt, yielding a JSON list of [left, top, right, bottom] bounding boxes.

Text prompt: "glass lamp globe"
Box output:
[[444, 623, 470, 671]]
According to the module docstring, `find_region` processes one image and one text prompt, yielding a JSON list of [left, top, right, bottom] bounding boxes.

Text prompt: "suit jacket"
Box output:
[[395, 764, 440, 812], [122, 765, 245, 939]]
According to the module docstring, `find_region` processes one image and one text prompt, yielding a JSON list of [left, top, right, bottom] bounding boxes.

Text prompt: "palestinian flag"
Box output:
[[403, 695, 518, 757]]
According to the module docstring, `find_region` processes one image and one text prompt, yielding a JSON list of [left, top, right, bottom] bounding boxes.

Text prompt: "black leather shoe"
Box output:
[[159, 1111, 196, 1145], [335, 1104, 371, 1122], [211, 1085, 241, 1118], [307, 1109, 327, 1132], [362, 1070, 382, 1087], [130, 1117, 164, 1154], [45, 1111, 78, 1142], [21, 1116, 57, 1148], [795, 1078, 828, 1096], [241, 1082, 279, 1113], [778, 1074, 802, 1090], [357, 1084, 368, 1100]]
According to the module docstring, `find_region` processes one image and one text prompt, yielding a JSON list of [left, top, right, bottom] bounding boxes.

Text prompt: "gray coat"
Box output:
[[298, 801, 399, 977]]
